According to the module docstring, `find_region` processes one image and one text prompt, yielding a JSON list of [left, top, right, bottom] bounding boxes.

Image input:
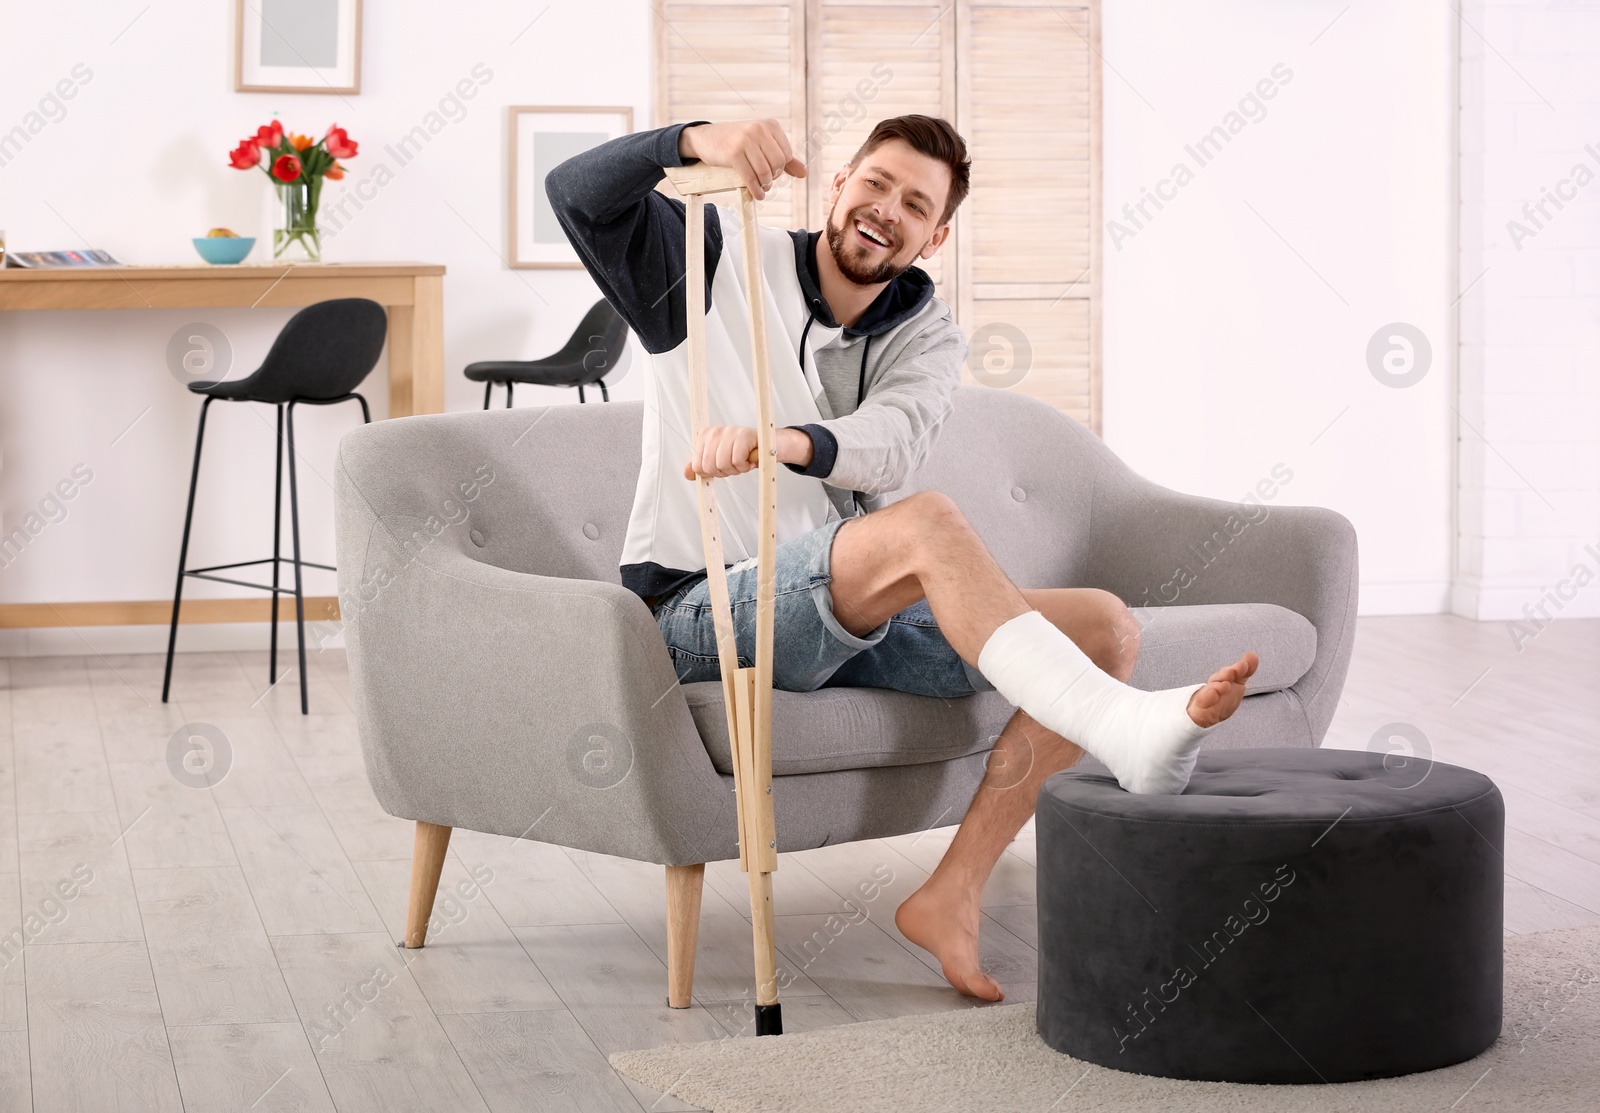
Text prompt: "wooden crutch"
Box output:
[[663, 163, 785, 1037]]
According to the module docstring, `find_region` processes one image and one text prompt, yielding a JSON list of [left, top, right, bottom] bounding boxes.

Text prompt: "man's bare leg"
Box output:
[[888, 588, 1128, 1002], [824, 491, 1255, 1000], [822, 490, 1251, 729]]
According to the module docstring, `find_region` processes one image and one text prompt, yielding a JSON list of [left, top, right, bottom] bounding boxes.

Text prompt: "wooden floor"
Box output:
[[0, 614, 1594, 1111]]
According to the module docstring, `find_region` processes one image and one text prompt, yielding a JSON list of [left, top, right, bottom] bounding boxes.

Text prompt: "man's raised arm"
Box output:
[[545, 120, 809, 356], [543, 121, 718, 355]]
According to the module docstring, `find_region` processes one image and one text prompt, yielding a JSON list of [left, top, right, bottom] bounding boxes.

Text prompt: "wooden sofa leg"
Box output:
[[403, 821, 453, 948], [665, 863, 706, 1008]]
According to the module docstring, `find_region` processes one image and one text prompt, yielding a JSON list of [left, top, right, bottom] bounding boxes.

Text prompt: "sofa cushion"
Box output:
[[686, 683, 1018, 778], [687, 602, 1317, 777]]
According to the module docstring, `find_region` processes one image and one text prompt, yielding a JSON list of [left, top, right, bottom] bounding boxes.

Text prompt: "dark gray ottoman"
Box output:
[[1035, 747, 1503, 1083]]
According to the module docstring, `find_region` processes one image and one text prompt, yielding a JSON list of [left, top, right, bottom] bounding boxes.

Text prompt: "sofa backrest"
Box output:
[[885, 385, 1116, 588], [334, 385, 1135, 591]]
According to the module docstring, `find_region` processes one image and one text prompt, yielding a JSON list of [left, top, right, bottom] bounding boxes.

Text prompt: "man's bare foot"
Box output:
[[894, 882, 1004, 1002], [1185, 651, 1259, 727]]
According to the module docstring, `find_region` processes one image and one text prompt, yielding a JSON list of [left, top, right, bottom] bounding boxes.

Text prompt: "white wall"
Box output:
[[1099, 1, 1458, 615], [0, 1, 653, 653], [1457, 0, 1600, 625]]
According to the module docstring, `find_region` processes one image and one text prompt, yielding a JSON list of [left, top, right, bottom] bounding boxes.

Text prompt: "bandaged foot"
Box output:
[[976, 610, 1257, 795]]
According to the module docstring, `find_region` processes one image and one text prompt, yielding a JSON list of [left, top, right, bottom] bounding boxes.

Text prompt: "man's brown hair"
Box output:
[[849, 115, 971, 226]]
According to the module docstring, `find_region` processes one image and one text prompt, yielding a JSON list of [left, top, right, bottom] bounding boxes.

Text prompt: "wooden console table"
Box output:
[[0, 261, 445, 631]]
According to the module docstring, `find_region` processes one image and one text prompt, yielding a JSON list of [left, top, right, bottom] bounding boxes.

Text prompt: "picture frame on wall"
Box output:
[[235, 0, 363, 95], [508, 106, 634, 269]]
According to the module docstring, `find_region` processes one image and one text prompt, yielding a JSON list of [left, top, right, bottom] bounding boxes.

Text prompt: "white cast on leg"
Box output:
[[976, 609, 1215, 795]]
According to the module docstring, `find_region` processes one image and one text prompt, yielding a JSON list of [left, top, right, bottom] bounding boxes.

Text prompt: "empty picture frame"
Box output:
[[509, 106, 634, 269], [235, 0, 363, 94]]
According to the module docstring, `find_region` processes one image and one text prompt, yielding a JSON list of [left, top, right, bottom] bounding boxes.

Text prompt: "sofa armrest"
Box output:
[[334, 502, 733, 867], [1085, 477, 1359, 745]]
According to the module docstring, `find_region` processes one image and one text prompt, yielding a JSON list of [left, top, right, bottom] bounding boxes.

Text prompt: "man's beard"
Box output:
[[825, 202, 916, 286]]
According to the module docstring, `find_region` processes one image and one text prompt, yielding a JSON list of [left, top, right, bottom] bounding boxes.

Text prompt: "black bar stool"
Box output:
[[464, 298, 629, 408], [162, 297, 388, 715]]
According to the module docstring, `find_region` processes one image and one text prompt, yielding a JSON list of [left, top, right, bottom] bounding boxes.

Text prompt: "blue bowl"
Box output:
[[192, 236, 255, 265]]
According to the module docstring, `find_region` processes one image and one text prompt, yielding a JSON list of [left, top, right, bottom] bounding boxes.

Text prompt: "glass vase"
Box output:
[[273, 178, 322, 262]]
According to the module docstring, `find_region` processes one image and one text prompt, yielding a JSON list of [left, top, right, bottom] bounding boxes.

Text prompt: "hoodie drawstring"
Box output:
[[850, 335, 870, 516], [857, 334, 870, 409], [798, 311, 816, 373]]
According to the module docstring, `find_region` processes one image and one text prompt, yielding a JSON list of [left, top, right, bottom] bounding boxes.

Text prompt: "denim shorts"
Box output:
[[650, 515, 995, 697]]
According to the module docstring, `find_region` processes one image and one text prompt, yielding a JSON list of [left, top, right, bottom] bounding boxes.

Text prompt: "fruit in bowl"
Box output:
[[192, 231, 255, 265]]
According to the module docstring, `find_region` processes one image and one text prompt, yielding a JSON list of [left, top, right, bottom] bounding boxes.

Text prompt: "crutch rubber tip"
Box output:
[[754, 1002, 782, 1036]]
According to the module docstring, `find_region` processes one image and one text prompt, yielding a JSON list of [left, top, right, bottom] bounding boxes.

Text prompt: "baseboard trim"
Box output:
[[1450, 579, 1600, 621], [0, 597, 341, 629]]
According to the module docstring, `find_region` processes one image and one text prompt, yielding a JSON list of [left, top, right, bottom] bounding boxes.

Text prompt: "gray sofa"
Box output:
[[333, 384, 1357, 1003]]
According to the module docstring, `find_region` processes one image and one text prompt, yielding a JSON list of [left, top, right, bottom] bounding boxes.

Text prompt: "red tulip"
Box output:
[[324, 125, 358, 159], [271, 153, 303, 183], [227, 137, 262, 170], [256, 120, 284, 148]]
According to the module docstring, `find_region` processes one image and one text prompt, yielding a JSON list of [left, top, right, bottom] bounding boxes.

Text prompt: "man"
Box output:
[[547, 117, 1257, 1002]]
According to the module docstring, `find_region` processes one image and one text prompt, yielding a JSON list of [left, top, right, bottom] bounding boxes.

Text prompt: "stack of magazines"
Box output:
[[4, 249, 123, 268]]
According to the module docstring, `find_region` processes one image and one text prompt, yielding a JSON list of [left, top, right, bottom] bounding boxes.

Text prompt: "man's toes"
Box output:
[[1212, 652, 1258, 687], [958, 969, 1004, 1001]]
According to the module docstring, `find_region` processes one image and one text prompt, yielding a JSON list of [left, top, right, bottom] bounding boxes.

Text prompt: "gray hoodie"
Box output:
[[545, 121, 968, 605]]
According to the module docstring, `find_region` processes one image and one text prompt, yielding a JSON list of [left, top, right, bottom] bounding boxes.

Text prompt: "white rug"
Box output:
[[610, 925, 1600, 1112]]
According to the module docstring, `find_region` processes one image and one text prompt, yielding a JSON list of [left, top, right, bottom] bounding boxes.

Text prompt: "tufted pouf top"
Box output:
[[1054, 744, 1499, 825], [1035, 746, 1505, 1084]]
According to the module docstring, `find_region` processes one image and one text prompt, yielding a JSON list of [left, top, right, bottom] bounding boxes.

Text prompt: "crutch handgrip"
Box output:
[[663, 163, 775, 198]]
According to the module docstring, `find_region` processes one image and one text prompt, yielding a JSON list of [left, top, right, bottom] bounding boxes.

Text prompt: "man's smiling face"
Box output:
[[823, 138, 954, 286]]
